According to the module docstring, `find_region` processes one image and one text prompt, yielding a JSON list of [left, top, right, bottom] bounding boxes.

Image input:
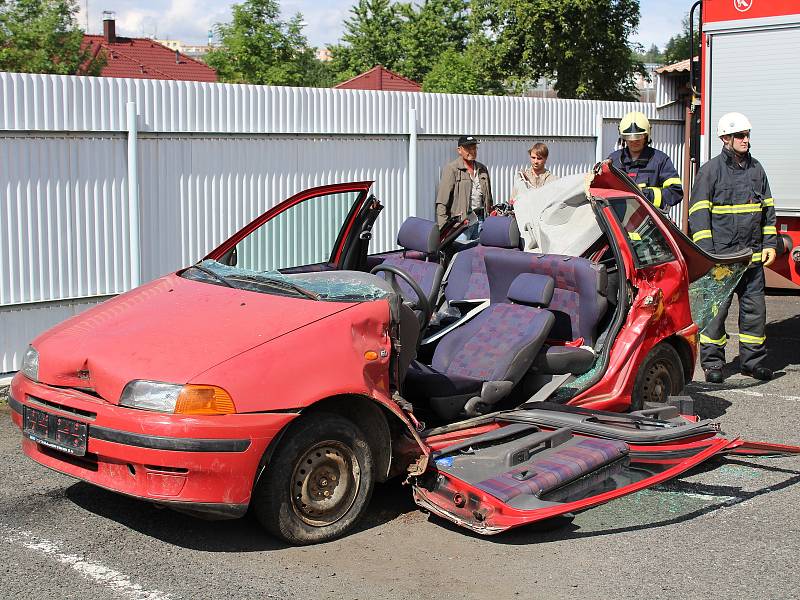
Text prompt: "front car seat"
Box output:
[[379, 217, 444, 309], [404, 273, 556, 421]]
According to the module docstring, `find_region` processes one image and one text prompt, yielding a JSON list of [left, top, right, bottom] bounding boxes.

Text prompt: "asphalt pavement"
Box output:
[[1, 295, 799, 600]]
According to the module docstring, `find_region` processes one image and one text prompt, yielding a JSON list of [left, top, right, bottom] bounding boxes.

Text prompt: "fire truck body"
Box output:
[[697, 0, 800, 287]]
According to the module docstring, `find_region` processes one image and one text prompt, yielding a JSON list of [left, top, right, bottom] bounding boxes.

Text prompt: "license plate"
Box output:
[[23, 406, 88, 457]]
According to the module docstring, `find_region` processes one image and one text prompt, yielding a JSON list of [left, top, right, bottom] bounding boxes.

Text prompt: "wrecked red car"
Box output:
[[9, 163, 799, 544]]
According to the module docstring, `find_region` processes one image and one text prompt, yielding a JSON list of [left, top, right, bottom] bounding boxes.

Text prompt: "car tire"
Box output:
[[630, 343, 685, 411], [252, 412, 375, 545]]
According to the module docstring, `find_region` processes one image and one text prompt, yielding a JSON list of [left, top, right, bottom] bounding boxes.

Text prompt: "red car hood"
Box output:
[[32, 273, 354, 402]]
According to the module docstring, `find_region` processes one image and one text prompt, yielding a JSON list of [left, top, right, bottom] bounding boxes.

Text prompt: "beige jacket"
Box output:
[[435, 157, 493, 227], [510, 168, 558, 202]]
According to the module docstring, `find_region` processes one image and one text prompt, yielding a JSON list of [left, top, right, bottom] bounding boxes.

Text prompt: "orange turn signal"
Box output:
[[364, 351, 379, 361], [174, 385, 236, 415]]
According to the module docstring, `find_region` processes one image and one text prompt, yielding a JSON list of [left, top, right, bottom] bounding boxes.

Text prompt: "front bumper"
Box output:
[[9, 374, 297, 517]]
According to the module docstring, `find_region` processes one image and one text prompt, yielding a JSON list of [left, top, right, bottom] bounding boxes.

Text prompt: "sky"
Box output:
[[76, 0, 688, 50]]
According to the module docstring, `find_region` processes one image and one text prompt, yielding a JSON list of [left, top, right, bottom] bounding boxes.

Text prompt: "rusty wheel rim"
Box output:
[[642, 360, 674, 404], [290, 441, 360, 527]]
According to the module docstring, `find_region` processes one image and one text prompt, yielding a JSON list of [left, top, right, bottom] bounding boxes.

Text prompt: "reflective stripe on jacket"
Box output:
[[607, 146, 683, 208], [688, 146, 777, 261]]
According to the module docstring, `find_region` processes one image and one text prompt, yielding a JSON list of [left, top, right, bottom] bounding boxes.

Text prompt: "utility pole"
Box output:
[[85, 0, 89, 31]]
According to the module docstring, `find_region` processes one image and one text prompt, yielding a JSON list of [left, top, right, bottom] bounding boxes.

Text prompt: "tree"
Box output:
[[329, 0, 402, 82], [636, 43, 663, 64], [423, 46, 502, 94], [0, 0, 105, 75], [205, 0, 326, 86], [479, 0, 646, 100], [662, 13, 699, 65], [396, 0, 470, 83]]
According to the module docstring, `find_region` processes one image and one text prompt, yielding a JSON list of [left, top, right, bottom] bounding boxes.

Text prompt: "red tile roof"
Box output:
[[83, 35, 217, 82], [334, 65, 420, 92]]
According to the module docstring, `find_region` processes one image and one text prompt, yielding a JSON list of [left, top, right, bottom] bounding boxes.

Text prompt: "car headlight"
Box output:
[[21, 346, 39, 382], [119, 380, 236, 415]]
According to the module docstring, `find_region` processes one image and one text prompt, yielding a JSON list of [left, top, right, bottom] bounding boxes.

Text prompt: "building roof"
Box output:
[[83, 34, 217, 82], [656, 58, 696, 74], [334, 65, 421, 92]]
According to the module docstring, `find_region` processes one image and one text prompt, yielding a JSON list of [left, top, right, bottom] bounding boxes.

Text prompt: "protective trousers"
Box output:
[[700, 265, 767, 371]]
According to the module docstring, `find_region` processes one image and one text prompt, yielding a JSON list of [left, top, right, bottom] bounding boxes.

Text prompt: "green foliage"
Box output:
[[396, 0, 470, 83], [422, 45, 503, 94], [205, 0, 328, 86], [636, 43, 663, 65], [329, 0, 402, 81], [663, 13, 699, 65], [331, 0, 504, 92], [0, 0, 105, 75], [479, 0, 646, 100]]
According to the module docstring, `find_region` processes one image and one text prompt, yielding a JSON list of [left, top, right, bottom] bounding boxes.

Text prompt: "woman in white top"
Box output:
[[510, 142, 558, 203]]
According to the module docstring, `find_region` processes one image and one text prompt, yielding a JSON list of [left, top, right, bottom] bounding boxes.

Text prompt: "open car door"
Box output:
[[412, 406, 800, 535], [205, 181, 381, 272]]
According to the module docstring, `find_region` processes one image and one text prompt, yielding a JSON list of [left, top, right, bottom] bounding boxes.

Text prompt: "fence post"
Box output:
[[595, 113, 605, 164], [408, 107, 418, 218], [126, 101, 141, 288]]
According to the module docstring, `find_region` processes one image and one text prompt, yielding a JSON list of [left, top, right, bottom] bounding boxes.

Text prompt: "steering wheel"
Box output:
[[369, 264, 433, 332]]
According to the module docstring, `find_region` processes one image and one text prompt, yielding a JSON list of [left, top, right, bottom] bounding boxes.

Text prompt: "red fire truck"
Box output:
[[690, 0, 800, 288]]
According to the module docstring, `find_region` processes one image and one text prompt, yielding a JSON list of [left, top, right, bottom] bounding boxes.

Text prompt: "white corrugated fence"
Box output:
[[0, 72, 684, 371]]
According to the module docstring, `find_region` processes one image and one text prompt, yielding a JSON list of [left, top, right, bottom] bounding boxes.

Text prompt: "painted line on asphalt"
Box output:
[[1, 528, 172, 600], [727, 389, 800, 401], [690, 383, 800, 402]]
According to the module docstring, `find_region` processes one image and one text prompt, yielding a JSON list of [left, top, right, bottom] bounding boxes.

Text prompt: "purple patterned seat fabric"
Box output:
[[484, 251, 607, 344], [433, 304, 554, 382], [474, 437, 629, 502], [378, 217, 444, 305], [445, 215, 521, 302], [404, 273, 556, 419]]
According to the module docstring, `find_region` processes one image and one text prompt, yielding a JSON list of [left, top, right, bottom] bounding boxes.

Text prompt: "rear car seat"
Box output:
[[484, 252, 608, 375], [444, 215, 522, 303]]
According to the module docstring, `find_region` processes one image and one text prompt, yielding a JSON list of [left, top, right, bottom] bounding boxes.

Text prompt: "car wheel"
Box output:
[[631, 343, 685, 411], [252, 412, 374, 545]]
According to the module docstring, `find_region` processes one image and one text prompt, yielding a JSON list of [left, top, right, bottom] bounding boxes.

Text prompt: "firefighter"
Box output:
[[689, 112, 777, 383], [608, 111, 684, 210]]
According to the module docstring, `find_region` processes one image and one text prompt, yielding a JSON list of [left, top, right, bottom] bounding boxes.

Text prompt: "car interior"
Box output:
[[360, 212, 625, 427]]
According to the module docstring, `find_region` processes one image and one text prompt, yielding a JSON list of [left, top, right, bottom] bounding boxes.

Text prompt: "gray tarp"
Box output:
[[512, 172, 602, 256]]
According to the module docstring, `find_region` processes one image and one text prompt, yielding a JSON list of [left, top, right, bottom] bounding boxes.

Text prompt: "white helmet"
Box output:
[[717, 112, 752, 137]]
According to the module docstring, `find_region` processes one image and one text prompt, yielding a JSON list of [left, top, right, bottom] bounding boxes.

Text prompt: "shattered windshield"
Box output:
[[688, 262, 748, 331], [182, 260, 393, 302]]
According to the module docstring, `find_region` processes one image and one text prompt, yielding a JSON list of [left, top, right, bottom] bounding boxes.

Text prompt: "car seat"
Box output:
[[404, 273, 555, 421]]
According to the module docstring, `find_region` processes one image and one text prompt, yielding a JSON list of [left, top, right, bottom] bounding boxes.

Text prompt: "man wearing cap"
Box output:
[[689, 112, 777, 384], [435, 136, 493, 240]]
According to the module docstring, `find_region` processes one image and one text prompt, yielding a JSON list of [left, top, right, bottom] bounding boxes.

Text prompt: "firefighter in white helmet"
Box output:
[[689, 112, 777, 383], [607, 111, 684, 209]]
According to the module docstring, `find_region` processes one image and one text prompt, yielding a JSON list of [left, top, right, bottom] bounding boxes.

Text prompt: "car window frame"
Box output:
[[204, 181, 373, 270], [605, 195, 678, 271]]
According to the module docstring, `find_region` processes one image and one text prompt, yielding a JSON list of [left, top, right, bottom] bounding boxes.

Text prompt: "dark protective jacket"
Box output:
[[607, 146, 683, 208], [688, 146, 777, 263]]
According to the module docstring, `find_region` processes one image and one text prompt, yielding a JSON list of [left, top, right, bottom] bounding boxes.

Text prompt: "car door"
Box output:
[[204, 181, 380, 272], [412, 409, 745, 535]]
